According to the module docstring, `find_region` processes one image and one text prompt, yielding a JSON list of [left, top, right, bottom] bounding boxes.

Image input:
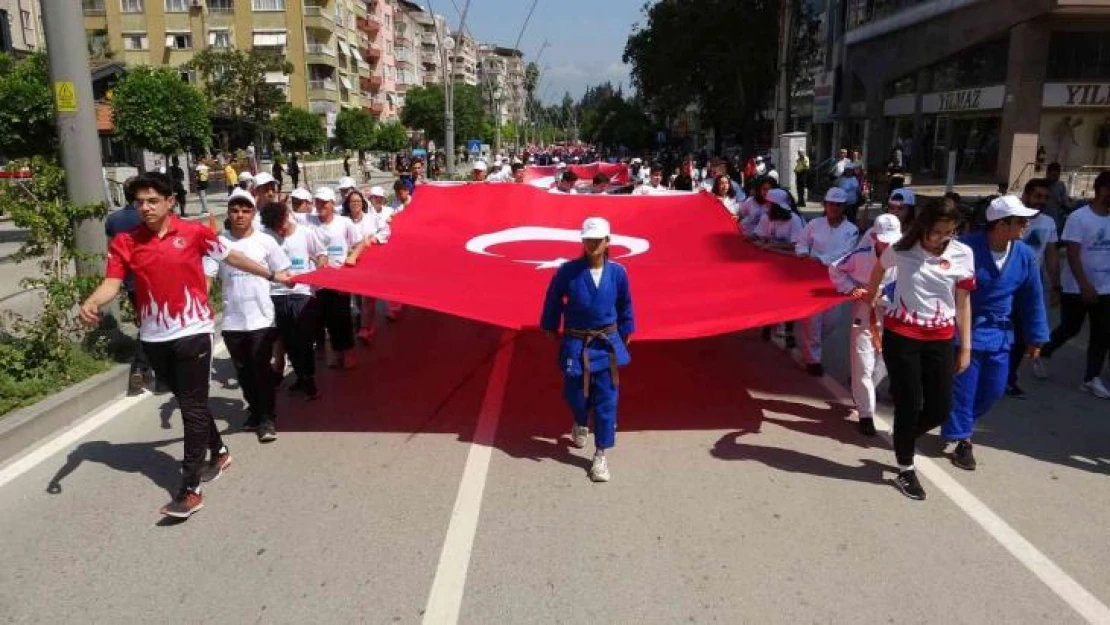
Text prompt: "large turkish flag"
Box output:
[[295, 184, 843, 340], [524, 163, 630, 188]]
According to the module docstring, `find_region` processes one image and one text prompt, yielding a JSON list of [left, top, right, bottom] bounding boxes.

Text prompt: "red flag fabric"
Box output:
[[295, 184, 843, 340], [524, 163, 630, 186]]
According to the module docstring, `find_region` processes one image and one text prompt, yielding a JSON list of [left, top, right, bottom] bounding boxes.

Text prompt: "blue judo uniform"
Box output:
[[942, 231, 1049, 440], [540, 257, 635, 449]]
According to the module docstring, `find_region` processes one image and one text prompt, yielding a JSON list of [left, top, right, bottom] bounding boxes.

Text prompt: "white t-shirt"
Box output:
[[589, 267, 603, 287], [717, 195, 740, 216], [214, 231, 290, 331], [739, 198, 770, 235], [633, 184, 664, 196], [795, 217, 860, 265], [367, 206, 394, 244], [268, 224, 326, 297], [991, 243, 1011, 269], [1060, 205, 1110, 295], [306, 214, 363, 267], [1022, 213, 1058, 267], [879, 240, 976, 340], [754, 212, 806, 244]]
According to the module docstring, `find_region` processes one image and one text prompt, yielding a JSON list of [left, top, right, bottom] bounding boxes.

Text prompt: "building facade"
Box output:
[[82, 0, 386, 133], [1, 0, 42, 56], [476, 44, 526, 133], [815, 0, 1110, 185]]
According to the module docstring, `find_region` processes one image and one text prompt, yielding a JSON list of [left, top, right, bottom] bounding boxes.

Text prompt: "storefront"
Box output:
[[883, 85, 1004, 177], [1040, 82, 1110, 167]]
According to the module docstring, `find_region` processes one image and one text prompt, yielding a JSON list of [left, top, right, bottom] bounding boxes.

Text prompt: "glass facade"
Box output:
[[922, 37, 1008, 92], [1047, 32, 1110, 81], [847, 0, 932, 30]]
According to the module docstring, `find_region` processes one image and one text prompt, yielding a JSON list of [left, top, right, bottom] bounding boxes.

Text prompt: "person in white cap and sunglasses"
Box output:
[[829, 212, 902, 435], [795, 187, 860, 376], [337, 176, 358, 202], [471, 161, 488, 182], [940, 194, 1049, 471], [540, 217, 635, 483], [307, 186, 366, 369]]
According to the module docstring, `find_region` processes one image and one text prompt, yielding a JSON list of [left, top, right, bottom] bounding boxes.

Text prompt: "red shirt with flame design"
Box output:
[[879, 240, 976, 341], [106, 217, 228, 342]]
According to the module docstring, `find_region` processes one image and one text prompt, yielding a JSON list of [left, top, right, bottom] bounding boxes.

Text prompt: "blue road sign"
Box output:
[[467, 139, 482, 154]]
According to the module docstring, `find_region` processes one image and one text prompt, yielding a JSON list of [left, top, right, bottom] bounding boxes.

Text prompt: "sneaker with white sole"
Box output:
[[1080, 378, 1110, 399], [1032, 357, 1048, 380], [589, 454, 610, 482], [571, 425, 588, 449]]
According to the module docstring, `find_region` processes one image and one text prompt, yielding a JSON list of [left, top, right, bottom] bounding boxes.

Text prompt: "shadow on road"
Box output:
[[46, 437, 183, 496]]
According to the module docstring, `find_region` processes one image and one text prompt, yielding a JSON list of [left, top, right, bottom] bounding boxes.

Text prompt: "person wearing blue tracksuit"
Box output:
[[942, 195, 1050, 470], [541, 217, 635, 483]]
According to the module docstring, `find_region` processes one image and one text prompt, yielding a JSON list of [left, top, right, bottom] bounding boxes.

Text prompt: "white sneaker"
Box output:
[[1080, 378, 1110, 399], [571, 425, 588, 448], [1032, 357, 1048, 380], [589, 454, 610, 482]]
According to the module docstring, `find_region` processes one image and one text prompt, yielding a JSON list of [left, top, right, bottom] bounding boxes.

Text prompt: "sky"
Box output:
[[421, 0, 646, 104]]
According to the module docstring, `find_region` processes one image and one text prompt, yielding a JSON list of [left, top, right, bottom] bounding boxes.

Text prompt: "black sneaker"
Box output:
[[952, 440, 977, 471], [127, 370, 146, 396], [805, 363, 825, 377], [200, 449, 233, 482], [241, 413, 260, 432], [895, 470, 926, 500], [784, 335, 797, 349], [159, 489, 204, 518], [1005, 383, 1026, 399], [858, 417, 877, 436], [257, 420, 277, 443]]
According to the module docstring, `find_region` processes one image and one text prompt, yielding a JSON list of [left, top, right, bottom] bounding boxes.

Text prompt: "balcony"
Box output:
[[308, 79, 339, 100], [421, 52, 438, 66], [369, 100, 385, 116], [360, 75, 382, 92], [422, 32, 438, 45], [397, 58, 413, 69], [357, 15, 380, 36], [303, 5, 333, 31], [395, 34, 411, 47], [305, 43, 337, 66], [364, 45, 381, 62]]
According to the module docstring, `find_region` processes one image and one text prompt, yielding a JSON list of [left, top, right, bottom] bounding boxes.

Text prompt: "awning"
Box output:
[[339, 75, 353, 90], [337, 40, 351, 57], [350, 46, 366, 66], [252, 32, 287, 47]]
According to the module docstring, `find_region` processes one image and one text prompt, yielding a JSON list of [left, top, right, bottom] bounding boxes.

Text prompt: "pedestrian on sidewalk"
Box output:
[[941, 195, 1049, 471], [289, 154, 300, 189], [194, 159, 210, 215], [80, 172, 293, 519], [828, 213, 902, 436], [794, 149, 810, 205], [541, 217, 635, 483], [224, 160, 238, 195], [865, 197, 974, 501], [1038, 171, 1110, 399], [170, 156, 188, 217]]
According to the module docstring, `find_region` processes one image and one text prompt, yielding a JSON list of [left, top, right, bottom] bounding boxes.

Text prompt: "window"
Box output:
[[207, 0, 233, 11], [208, 29, 231, 48], [164, 0, 188, 12], [251, 0, 284, 10], [87, 29, 110, 57], [123, 33, 148, 50], [20, 10, 30, 29], [1048, 32, 1110, 81], [179, 69, 196, 83], [121, 0, 143, 12], [252, 30, 287, 49], [166, 33, 192, 49], [82, 0, 107, 14]]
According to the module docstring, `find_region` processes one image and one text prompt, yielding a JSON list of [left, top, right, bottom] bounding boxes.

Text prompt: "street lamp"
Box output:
[[493, 87, 503, 156], [442, 35, 456, 174]]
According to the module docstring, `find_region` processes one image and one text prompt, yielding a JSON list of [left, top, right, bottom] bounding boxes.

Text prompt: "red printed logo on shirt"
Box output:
[[172, 236, 187, 249], [939, 259, 951, 270]]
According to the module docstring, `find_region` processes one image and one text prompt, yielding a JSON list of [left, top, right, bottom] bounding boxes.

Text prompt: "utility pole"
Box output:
[[773, 0, 795, 144], [444, 0, 472, 176], [41, 0, 107, 278]]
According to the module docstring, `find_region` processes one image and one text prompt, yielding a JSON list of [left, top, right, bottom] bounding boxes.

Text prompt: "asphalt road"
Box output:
[[1, 296, 1107, 623]]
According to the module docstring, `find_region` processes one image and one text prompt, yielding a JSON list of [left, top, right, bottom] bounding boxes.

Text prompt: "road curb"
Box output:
[[0, 362, 130, 466]]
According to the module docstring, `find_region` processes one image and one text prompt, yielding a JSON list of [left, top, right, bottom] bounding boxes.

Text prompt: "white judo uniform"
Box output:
[[795, 217, 860, 365]]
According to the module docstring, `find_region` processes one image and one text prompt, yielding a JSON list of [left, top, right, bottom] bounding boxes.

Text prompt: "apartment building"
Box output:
[[399, 0, 446, 88], [802, 0, 1110, 183], [81, 0, 379, 134], [477, 44, 526, 131], [0, 0, 42, 56], [449, 31, 478, 86]]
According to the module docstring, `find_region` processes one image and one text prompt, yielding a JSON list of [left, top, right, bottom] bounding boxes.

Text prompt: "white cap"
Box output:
[[313, 186, 337, 203], [290, 188, 313, 202], [755, 156, 764, 162], [252, 172, 275, 188], [512, 157, 522, 165], [870, 213, 903, 244], [824, 187, 848, 204], [552, 157, 560, 163], [581, 217, 611, 240], [986, 194, 1039, 221], [631, 157, 642, 164], [767, 188, 793, 211], [239, 172, 254, 182], [493, 157, 502, 166], [227, 188, 256, 207], [527, 157, 535, 163], [556, 162, 567, 169], [368, 185, 386, 198], [337, 176, 357, 190], [889, 188, 915, 206], [472, 161, 488, 172]]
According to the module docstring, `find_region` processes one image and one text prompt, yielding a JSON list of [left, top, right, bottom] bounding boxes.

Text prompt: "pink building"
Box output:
[[363, 0, 400, 121]]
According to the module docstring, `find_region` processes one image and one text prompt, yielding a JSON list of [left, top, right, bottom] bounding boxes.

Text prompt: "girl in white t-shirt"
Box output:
[[866, 197, 975, 501], [752, 190, 805, 253], [709, 173, 740, 217]]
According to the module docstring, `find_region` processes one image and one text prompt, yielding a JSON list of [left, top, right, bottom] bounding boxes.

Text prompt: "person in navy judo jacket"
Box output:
[[941, 195, 1049, 470], [541, 217, 635, 483]]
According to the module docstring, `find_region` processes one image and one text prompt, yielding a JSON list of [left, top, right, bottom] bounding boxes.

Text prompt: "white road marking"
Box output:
[[0, 342, 229, 490], [423, 330, 516, 625], [787, 343, 1110, 624]]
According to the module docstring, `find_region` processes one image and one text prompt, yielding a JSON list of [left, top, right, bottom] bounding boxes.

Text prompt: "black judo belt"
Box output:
[[564, 324, 619, 398]]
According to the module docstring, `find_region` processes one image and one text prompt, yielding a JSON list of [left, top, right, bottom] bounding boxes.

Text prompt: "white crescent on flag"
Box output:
[[465, 226, 650, 269]]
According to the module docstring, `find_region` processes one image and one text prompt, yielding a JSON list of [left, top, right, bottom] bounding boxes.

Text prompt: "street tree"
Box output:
[[372, 121, 409, 153], [184, 48, 292, 148], [0, 53, 57, 159], [334, 107, 377, 154], [624, 0, 779, 151], [271, 105, 326, 154], [112, 66, 211, 157], [400, 83, 489, 145]]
